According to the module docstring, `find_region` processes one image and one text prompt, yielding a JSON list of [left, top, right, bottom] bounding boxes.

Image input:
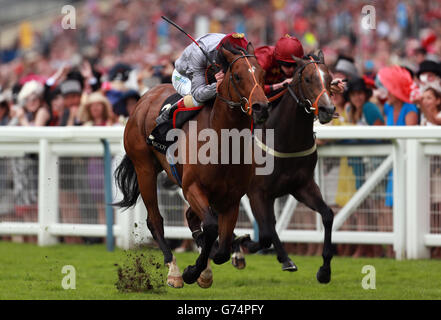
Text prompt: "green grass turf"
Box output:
[[0, 241, 440, 300]]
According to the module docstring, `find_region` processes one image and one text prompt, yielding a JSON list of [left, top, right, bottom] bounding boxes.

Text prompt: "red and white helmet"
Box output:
[[274, 34, 304, 63], [216, 33, 249, 50]]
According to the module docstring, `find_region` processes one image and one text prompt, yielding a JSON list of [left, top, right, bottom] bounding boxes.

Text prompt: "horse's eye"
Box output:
[[305, 77, 311, 83], [234, 74, 241, 81]]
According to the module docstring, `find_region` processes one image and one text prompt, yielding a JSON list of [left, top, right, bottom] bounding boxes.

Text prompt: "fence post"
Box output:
[[38, 139, 59, 246], [406, 139, 430, 259], [393, 139, 406, 260], [101, 139, 114, 252]]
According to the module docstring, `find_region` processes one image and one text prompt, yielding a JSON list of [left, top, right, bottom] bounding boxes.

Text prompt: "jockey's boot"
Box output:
[[155, 97, 186, 126]]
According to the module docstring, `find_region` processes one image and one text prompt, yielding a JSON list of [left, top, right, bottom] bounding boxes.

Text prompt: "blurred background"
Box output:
[[1, 0, 441, 259]]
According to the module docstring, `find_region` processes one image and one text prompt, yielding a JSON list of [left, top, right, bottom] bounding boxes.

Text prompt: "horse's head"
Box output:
[[217, 43, 269, 125], [290, 50, 336, 124]]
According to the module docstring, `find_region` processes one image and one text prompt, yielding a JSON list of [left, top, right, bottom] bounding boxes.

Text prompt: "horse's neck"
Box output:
[[210, 100, 251, 131], [265, 94, 315, 151]]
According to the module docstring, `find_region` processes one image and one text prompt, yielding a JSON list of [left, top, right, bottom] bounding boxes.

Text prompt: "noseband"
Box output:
[[217, 52, 265, 115], [286, 57, 329, 117]]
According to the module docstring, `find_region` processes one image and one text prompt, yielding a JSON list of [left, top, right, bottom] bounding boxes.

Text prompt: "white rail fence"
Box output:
[[0, 126, 440, 260]]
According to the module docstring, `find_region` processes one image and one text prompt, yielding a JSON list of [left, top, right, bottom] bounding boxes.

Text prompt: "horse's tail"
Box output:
[[113, 155, 140, 208]]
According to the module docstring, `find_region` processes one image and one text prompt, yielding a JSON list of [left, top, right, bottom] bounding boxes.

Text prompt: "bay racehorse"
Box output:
[[238, 50, 336, 283], [114, 43, 268, 288]]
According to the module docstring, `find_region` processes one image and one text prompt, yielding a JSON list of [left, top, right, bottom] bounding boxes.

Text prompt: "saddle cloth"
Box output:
[[147, 93, 204, 154]]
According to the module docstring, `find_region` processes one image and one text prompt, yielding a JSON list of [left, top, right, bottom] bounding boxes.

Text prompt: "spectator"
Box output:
[[113, 89, 140, 125], [0, 93, 11, 125], [343, 77, 385, 258], [78, 92, 115, 231], [9, 80, 50, 240], [333, 55, 359, 80], [379, 66, 418, 215], [13, 80, 50, 126], [417, 60, 441, 88], [420, 83, 441, 126], [418, 83, 441, 258], [78, 92, 114, 126], [59, 78, 83, 126]]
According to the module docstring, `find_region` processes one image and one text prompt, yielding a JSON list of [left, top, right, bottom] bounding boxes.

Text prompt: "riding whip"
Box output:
[[161, 15, 217, 70]]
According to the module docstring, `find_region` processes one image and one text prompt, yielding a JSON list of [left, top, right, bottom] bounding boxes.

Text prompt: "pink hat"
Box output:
[[378, 65, 413, 103]]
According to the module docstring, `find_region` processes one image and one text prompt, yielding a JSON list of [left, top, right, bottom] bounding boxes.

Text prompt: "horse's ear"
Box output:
[[246, 42, 254, 55], [221, 46, 235, 63], [316, 50, 325, 64], [291, 54, 305, 67]]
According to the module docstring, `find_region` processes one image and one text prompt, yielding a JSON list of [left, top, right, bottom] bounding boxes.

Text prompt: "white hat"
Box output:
[[17, 80, 43, 106]]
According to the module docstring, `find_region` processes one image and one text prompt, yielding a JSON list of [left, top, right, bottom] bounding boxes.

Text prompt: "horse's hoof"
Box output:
[[197, 270, 213, 289], [316, 266, 331, 284], [231, 251, 246, 270], [182, 265, 199, 284], [282, 259, 298, 272], [232, 256, 246, 270], [167, 275, 184, 288]]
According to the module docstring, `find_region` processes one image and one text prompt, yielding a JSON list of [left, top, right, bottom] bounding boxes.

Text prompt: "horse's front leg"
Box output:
[[182, 183, 218, 285], [213, 204, 239, 265], [292, 179, 334, 283]]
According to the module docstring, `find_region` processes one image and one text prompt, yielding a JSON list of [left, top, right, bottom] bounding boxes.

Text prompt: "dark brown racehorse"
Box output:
[[114, 43, 268, 288], [240, 50, 336, 283]]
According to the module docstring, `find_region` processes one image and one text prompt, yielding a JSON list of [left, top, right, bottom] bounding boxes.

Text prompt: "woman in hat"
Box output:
[[378, 66, 419, 254], [14, 80, 51, 126], [77, 92, 115, 229], [343, 77, 385, 258], [345, 77, 384, 126], [78, 91, 114, 126]]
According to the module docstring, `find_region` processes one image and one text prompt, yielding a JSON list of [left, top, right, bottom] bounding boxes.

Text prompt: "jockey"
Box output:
[[154, 32, 249, 126], [255, 34, 304, 95], [255, 34, 345, 97]]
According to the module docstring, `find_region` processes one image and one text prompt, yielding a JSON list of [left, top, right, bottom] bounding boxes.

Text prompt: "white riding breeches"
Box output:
[[171, 69, 203, 107]]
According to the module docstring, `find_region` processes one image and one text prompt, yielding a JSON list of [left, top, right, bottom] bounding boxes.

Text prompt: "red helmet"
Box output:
[[274, 34, 304, 63], [216, 33, 249, 50]]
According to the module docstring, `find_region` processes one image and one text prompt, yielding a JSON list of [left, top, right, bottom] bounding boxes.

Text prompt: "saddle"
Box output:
[[147, 93, 205, 154], [147, 65, 217, 154]]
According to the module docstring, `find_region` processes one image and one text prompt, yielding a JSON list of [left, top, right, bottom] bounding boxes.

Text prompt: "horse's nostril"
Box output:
[[319, 106, 335, 114], [252, 103, 264, 112]]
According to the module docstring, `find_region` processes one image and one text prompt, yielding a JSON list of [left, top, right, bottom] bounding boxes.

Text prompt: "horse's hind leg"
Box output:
[[133, 158, 183, 288], [292, 180, 334, 283], [246, 193, 297, 271]]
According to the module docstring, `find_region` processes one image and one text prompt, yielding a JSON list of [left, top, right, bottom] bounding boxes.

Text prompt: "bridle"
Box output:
[[286, 56, 330, 117], [217, 51, 266, 115]]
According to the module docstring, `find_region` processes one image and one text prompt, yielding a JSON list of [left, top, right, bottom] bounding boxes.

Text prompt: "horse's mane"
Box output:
[[215, 42, 249, 73]]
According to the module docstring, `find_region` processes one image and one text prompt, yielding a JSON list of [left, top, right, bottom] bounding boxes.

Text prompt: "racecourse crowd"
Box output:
[[1, 0, 441, 257]]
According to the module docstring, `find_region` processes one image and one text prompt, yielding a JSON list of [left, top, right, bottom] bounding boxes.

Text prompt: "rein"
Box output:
[[217, 52, 265, 115], [255, 56, 330, 159], [287, 56, 329, 117]]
